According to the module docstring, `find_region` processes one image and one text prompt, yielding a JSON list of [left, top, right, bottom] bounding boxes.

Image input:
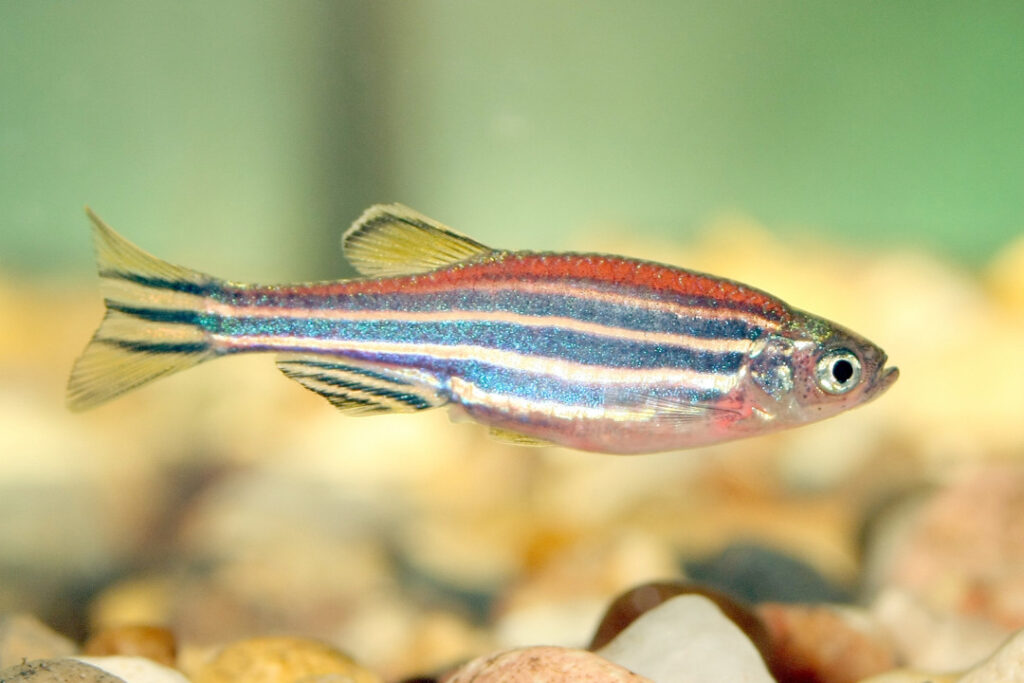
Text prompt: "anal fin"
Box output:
[[276, 353, 447, 416]]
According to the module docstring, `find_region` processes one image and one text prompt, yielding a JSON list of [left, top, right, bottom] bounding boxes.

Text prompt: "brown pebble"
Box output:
[[588, 580, 772, 660], [84, 625, 177, 667], [0, 657, 126, 682], [758, 602, 899, 683], [191, 636, 381, 683]]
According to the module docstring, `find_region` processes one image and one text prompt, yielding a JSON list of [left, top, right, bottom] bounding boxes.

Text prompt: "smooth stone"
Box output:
[[757, 603, 898, 683], [191, 636, 381, 683], [959, 628, 1024, 682], [0, 613, 77, 668], [588, 581, 771, 661], [861, 466, 1024, 629], [870, 588, 1010, 671], [684, 542, 850, 604], [83, 625, 177, 667], [443, 645, 651, 682], [0, 658, 126, 682], [597, 594, 775, 683], [75, 656, 190, 683]]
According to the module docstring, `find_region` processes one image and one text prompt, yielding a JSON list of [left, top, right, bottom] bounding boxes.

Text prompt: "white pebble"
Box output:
[[597, 594, 774, 683], [74, 656, 190, 683]]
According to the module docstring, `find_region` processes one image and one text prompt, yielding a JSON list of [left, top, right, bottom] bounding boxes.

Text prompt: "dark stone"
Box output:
[[682, 543, 850, 604]]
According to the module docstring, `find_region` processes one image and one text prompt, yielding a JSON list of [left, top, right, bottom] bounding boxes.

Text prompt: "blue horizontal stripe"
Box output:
[[221, 288, 765, 342], [216, 317, 745, 373]]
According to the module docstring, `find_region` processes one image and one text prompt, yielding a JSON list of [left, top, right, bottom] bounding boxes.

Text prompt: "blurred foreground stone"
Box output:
[[443, 646, 649, 682], [0, 658, 125, 682]]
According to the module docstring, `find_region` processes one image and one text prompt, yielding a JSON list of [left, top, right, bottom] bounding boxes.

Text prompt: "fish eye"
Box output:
[[815, 349, 862, 395]]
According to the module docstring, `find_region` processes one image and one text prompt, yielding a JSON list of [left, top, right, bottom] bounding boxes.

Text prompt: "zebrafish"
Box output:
[[67, 204, 898, 454]]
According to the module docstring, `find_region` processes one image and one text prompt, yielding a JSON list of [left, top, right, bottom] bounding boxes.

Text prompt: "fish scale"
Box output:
[[68, 203, 897, 454]]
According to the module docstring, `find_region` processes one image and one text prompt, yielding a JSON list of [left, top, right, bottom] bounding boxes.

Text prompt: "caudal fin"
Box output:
[[67, 208, 217, 410]]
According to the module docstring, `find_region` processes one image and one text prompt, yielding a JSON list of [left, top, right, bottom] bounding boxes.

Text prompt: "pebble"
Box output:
[[959, 627, 1024, 683], [0, 613, 76, 668], [870, 588, 1009, 671], [189, 636, 381, 683], [596, 594, 775, 683], [83, 625, 177, 667], [858, 625, 1024, 683], [74, 656, 190, 683], [757, 603, 898, 683], [588, 581, 771, 658], [443, 645, 651, 682], [684, 542, 850, 604], [0, 658, 126, 682], [862, 465, 1024, 629]]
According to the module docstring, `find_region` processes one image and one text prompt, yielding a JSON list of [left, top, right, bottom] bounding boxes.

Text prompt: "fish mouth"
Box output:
[[871, 366, 899, 398]]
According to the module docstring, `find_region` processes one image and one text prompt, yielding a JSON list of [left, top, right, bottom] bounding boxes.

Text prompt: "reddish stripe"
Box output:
[[238, 252, 789, 321]]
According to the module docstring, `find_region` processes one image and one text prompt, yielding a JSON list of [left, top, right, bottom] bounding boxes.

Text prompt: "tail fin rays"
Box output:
[[67, 209, 216, 411]]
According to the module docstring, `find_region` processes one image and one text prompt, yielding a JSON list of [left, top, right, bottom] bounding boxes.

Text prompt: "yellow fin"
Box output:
[[67, 209, 215, 410], [488, 427, 553, 447], [342, 204, 494, 277]]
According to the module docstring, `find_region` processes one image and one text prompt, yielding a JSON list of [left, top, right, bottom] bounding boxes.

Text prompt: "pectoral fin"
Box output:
[[617, 390, 741, 424], [276, 353, 447, 415], [342, 204, 496, 277], [487, 427, 554, 447]]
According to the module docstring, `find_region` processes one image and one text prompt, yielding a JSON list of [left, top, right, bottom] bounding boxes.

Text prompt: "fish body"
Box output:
[[68, 205, 897, 454]]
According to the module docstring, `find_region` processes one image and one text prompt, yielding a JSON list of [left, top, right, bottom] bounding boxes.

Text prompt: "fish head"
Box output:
[[749, 311, 898, 426]]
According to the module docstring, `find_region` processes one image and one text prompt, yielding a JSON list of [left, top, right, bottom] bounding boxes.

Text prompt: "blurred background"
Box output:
[[2, 2, 1024, 680]]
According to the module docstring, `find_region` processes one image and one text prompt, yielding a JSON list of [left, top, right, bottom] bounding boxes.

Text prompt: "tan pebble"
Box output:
[[0, 657, 126, 682], [83, 625, 177, 667], [959, 627, 1024, 683], [758, 603, 898, 683], [90, 576, 175, 629], [870, 588, 1010, 671], [0, 614, 76, 668], [443, 646, 652, 682], [192, 636, 381, 683]]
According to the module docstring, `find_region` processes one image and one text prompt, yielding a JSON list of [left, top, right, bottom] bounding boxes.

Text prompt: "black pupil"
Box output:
[[832, 359, 854, 384]]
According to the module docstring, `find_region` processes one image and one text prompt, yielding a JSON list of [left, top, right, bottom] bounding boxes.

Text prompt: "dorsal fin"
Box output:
[[342, 204, 494, 277]]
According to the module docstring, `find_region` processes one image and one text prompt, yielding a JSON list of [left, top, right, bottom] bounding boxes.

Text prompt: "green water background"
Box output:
[[2, 2, 1021, 280]]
